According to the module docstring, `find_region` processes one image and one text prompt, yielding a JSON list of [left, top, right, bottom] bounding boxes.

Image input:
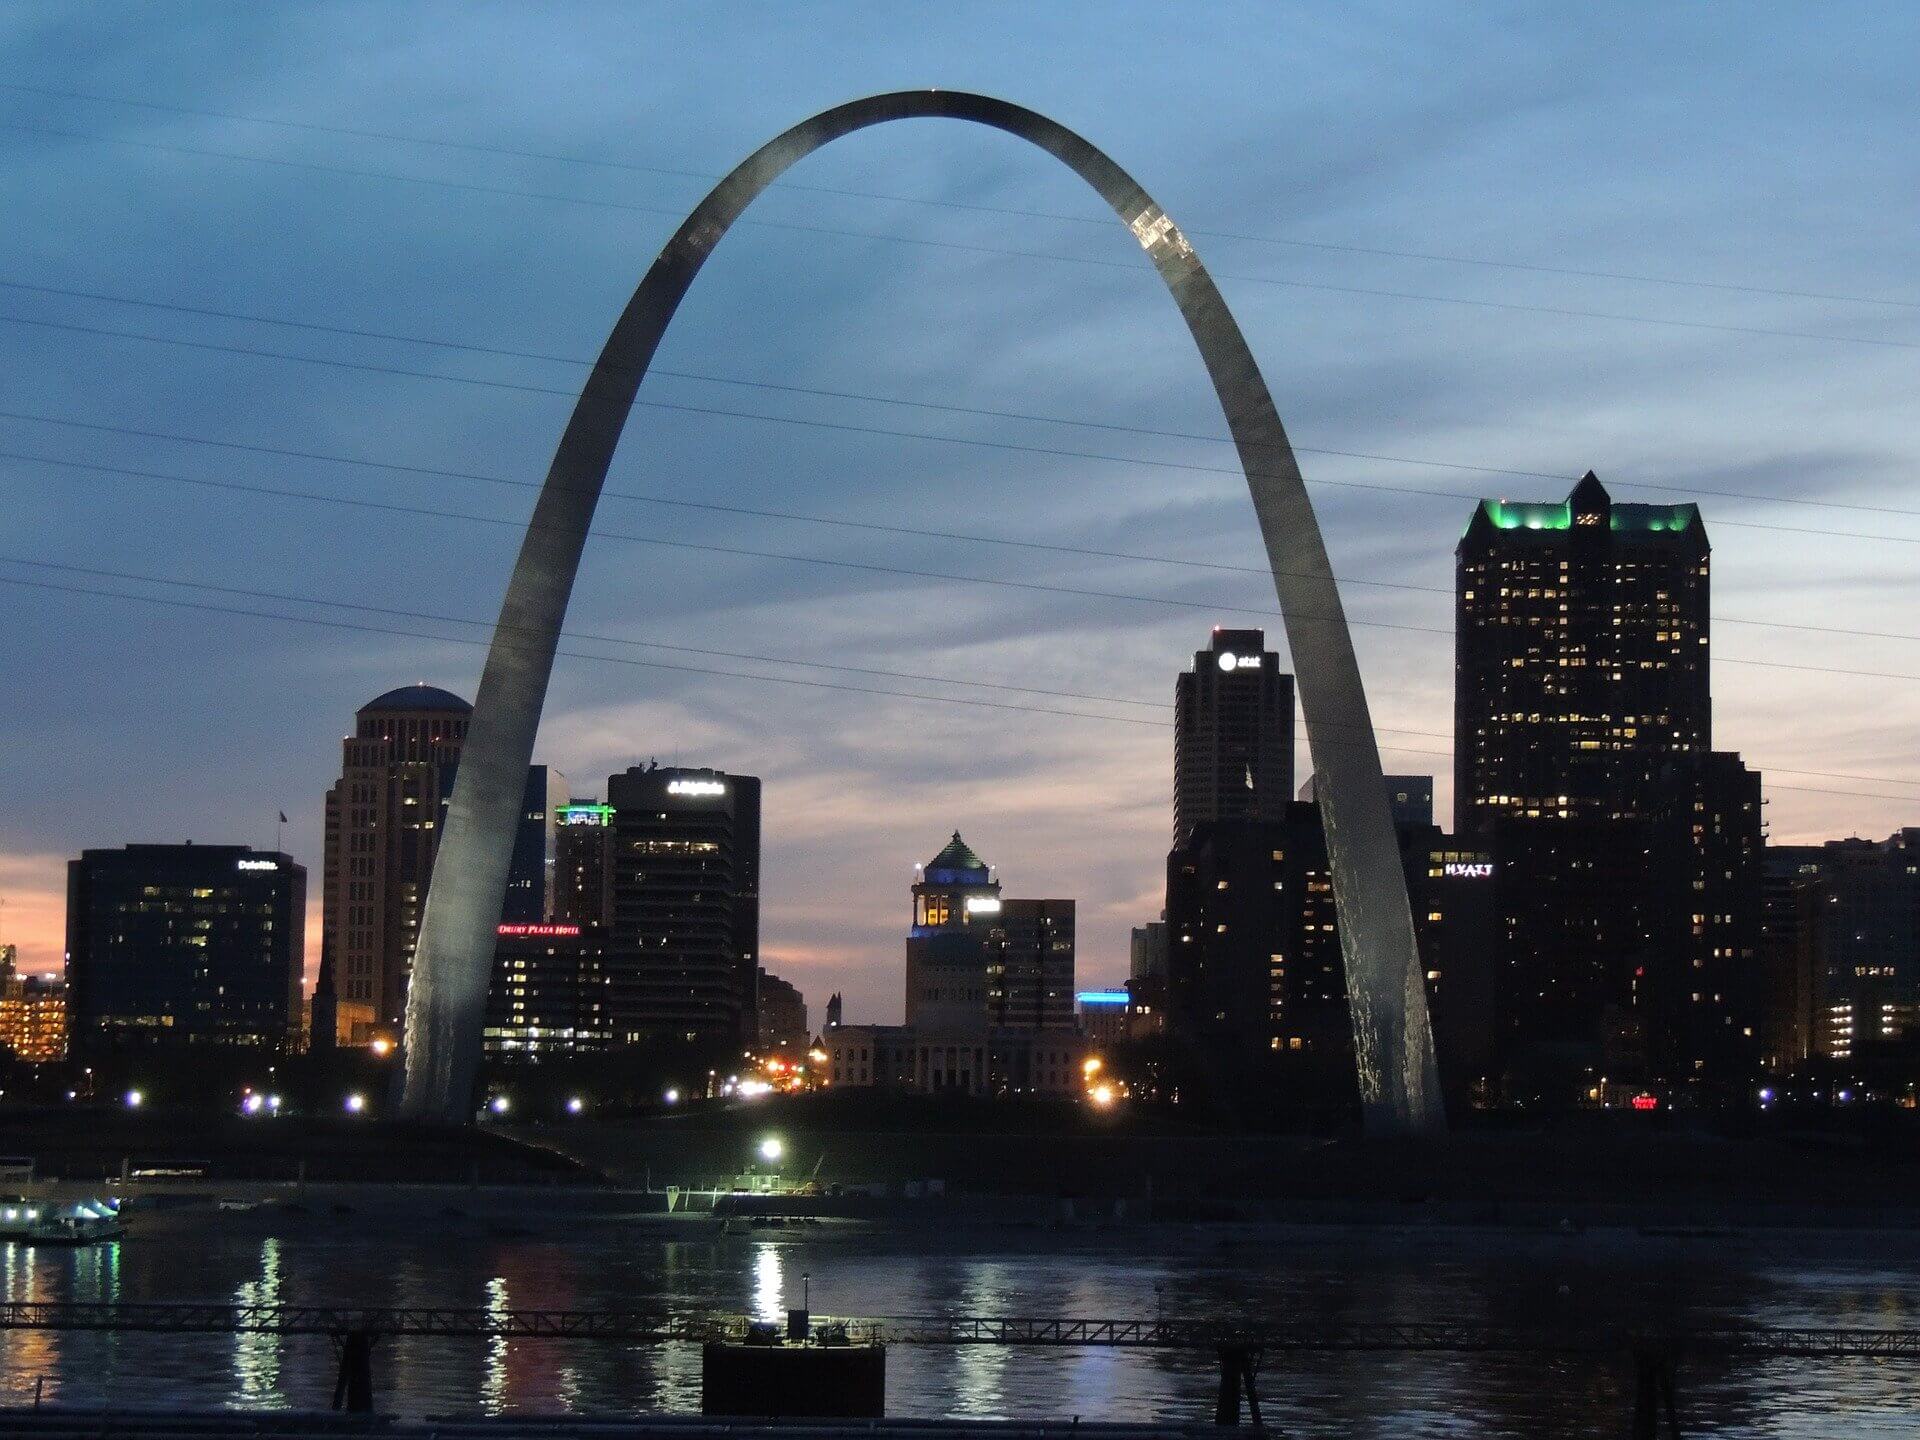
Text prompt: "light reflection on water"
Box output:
[[1, 1222, 1918, 1436]]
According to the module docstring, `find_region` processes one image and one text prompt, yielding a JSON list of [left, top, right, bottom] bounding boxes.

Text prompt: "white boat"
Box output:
[[0, 1196, 125, 1244]]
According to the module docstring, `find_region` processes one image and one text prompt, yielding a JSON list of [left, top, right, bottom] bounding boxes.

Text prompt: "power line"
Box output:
[[9, 273, 1920, 526], [5, 81, 1916, 313], [5, 307, 1918, 557], [8, 445, 1920, 690], [12, 549, 1918, 794], [5, 117, 1918, 356], [0, 553, 1166, 712], [5, 404, 1919, 650], [3, 563, 1912, 807]]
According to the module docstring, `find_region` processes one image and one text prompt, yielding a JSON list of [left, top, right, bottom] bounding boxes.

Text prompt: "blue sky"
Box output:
[[2, 3, 1917, 1020]]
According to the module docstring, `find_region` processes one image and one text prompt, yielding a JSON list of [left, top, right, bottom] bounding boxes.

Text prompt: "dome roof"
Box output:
[[924, 830, 989, 876], [359, 683, 472, 714]]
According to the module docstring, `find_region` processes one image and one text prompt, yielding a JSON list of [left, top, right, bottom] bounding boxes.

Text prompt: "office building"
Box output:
[[66, 844, 305, 1051], [1767, 830, 1920, 1069], [1300, 773, 1433, 829], [553, 800, 615, 926], [605, 765, 761, 1045], [1760, 868, 1825, 1073], [1163, 800, 1498, 1102], [1173, 628, 1294, 846], [320, 683, 562, 1045], [484, 921, 613, 1059], [989, 899, 1076, 1030], [905, 832, 999, 1030], [503, 766, 570, 925], [1076, 989, 1131, 1047], [1454, 475, 1765, 1095], [824, 1022, 1085, 1096], [1455, 472, 1710, 831], [756, 968, 808, 1049], [0, 946, 67, 1063]]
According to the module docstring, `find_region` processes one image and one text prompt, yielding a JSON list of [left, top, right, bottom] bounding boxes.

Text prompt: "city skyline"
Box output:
[[5, 6, 1920, 1026]]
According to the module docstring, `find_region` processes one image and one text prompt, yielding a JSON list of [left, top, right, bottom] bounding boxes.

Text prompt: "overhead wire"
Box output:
[[5, 79, 1915, 313], [3, 560, 1915, 805], [4, 308, 1918, 558], [3, 118, 1918, 355], [8, 446, 1920, 692]]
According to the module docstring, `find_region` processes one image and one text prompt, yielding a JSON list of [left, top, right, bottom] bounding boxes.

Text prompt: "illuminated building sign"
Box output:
[[1630, 1093, 1659, 1111], [557, 804, 614, 826], [1216, 651, 1262, 672], [1077, 990, 1129, 1007], [1442, 862, 1495, 879], [964, 896, 1002, 915], [666, 779, 727, 797], [496, 924, 582, 938], [236, 859, 279, 872]]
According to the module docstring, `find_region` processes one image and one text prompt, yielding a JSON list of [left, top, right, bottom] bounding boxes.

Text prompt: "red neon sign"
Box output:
[[1630, 1093, 1659, 1111], [496, 924, 581, 938]]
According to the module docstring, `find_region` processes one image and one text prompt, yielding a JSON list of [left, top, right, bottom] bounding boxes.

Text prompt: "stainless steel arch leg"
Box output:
[[400, 90, 1444, 1136]]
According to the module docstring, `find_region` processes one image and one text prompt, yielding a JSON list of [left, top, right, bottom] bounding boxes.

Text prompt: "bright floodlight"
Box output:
[[370, 1037, 393, 1057], [663, 1087, 681, 1105], [566, 1096, 585, 1115], [345, 1093, 367, 1114], [1090, 1083, 1117, 1107], [124, 1089, 143, 1109], [489, 1095, 510, 1115], [758, 1136, 784, 1163], [242, 1093, 264, 1116]]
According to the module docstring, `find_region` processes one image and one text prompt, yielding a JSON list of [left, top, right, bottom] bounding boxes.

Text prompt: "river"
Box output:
[[3, 1212, 1917, 1435]]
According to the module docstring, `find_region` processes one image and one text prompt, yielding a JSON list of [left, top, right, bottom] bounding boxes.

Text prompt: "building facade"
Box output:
[[0, 946, 66, 1063], [320, 683, 566, 1046], [1173, 629, 1294, 847], [988, 898, 1076, 1030], [484, 923, 613, 1059], [1455, 473, 1710, 832], [66, 844, 305, 1051], [605, 765, 761, 1045], [553, 801, 615, 926], [1767, 830, 1920, 1071], [905, 833, 999, 1030], [757, 967, 809, 1049]]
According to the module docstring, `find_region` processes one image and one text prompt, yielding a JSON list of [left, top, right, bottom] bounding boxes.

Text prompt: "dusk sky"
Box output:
[[3, 4, 1917, 1023]]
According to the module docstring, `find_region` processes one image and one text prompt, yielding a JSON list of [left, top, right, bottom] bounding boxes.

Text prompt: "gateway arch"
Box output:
[[400, 90, 1445, 1136]]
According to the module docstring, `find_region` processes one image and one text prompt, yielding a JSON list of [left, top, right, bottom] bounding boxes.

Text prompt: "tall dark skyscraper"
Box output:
[[67, 844, 305, 1052], [604, 765, 762, 1045], [1173, 628, 1295, 846], [1454, 474, 1760, 1096], [553, 800, 615, 926], [320, 684, 563, 1046], [1455, 472, 1710, 831], [989, 898, 1076, 1030], [322, 684, 469, 1045]]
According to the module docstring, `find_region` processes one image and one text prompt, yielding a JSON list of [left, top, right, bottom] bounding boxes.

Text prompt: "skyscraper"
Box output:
[[67, 844, 305, 1052], [1173, 629, 1295, 846], [604, 765, 761, 1044], [322, 684, 470, 1045], [1455, 472, 1710, 831], [906, 832, 999, 1031], [1454, 474, 1760, 1095], [320, 684, 563, 1046], [553, 800, 615, 926], [989, 898, 1076, 1030], [1766, 830, 1920, 1069]]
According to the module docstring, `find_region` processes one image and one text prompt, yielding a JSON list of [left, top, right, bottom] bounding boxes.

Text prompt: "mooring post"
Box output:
[[331, 1329, 376, 1413], [1214, 1344, 1261, 1426], [1629, 1341, 1683, 1440]]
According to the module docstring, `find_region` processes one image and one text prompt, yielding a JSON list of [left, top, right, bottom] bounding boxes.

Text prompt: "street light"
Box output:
[[489, 1095, 511, 1116], [345, 1093, 367, 1114], [566, 1096, 585, 1115], [124, 1089, 143, 1109], [663, 1087, 681, 1105], [758, 1136, 784, 1164]]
